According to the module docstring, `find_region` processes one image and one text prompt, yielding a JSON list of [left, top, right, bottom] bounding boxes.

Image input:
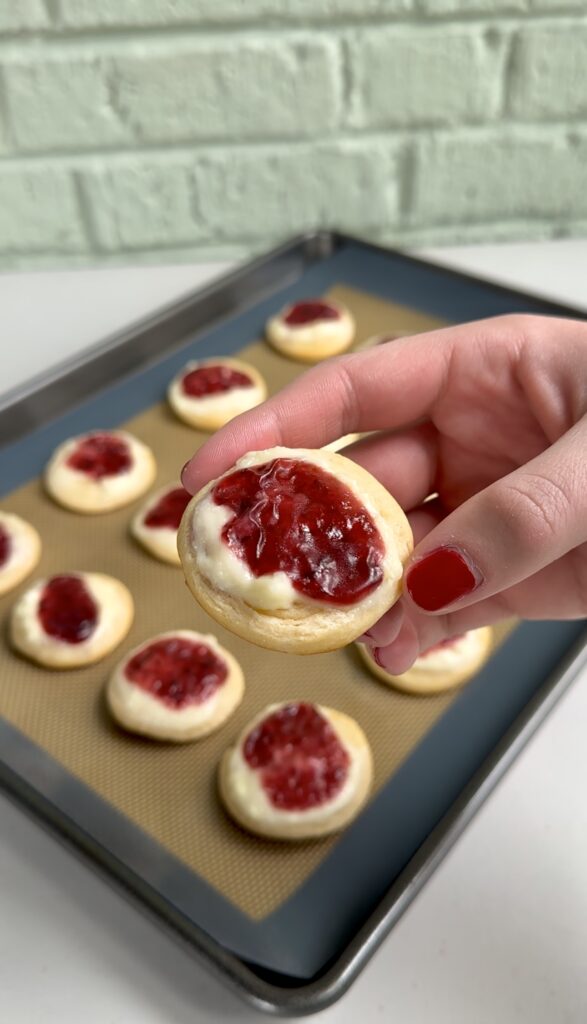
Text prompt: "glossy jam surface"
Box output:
[[0, 524, 11, 569], [144, 487, 191, 530], [124, 636, 227, 708], [243, 702, 350, 811], [181, 364, 253, 398], [39, 574, 98, 644], [66, 433, 132, 480], [212, 458, 384, 605], [284, 300, 340, 326]]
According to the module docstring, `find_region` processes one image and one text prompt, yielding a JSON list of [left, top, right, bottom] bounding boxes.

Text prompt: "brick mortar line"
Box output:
[[0, 122, 585, 167], [0, 12, 586, 52]]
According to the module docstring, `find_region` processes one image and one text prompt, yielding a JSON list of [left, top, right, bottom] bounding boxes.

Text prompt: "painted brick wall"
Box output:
[[0, 1, 586, 268]]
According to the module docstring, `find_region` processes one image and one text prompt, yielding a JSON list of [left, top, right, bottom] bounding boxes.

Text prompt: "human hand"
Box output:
[[181, 314, 587, 673]]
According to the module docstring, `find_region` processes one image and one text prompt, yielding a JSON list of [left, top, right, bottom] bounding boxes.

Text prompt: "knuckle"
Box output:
[[498, 472, 571, 549]]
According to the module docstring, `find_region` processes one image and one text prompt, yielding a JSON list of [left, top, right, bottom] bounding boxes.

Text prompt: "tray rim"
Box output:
[[2, 229, 587, 1015]]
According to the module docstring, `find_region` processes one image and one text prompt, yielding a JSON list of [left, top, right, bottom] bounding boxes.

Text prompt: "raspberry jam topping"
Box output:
[[284, 300, 340, 327], [181, 364, 253, 398], [421, 634, 466, 658], [66, 433, 132, 480], [124, 636, 227, 708], [0, 524, 11, 569], [212, 458, 384, 605], [243, 702, 350, 811], [38, 574, 98, 644], [144, 487, 191, 530]]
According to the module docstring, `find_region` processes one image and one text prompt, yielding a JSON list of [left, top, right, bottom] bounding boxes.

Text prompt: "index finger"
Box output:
[[181, 325, 455, 494]]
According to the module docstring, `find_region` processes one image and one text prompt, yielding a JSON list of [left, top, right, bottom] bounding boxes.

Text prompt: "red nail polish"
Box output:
[[406, 546, 480, 612]]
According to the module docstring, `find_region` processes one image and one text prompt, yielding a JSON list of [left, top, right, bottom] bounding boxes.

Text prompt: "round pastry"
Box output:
[[107, 630, 244, 742], [220, 700, 373, 840], [0, 512, 41, 597], [168, 357, 267, 431], [178, 446, 413, 655], [131, 483, 191, 565], [45, 430, 156, 514], [357, 627, 493, 695], [266, 299, 355, 363], [11, 571, 134, 669]]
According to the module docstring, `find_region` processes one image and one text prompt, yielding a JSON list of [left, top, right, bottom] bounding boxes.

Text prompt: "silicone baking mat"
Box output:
[[1, 237, 586, 1001]]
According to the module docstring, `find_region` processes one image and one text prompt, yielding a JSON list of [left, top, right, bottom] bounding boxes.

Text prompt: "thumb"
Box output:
[[403, 419, 587, 617]]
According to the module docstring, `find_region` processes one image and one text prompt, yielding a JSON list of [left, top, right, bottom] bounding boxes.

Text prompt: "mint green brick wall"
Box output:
[[0, 1, 586, 268]]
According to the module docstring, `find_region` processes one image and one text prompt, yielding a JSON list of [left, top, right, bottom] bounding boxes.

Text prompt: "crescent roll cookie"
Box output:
[[357, 627, 493, 695], [10, 571, 133, 669], [266, 299, 355, 363], [178, 447, 413, 655], [220, 701, 373, 840], [131, 483, 191, 565], [107, 630, 244, 742], [45, 430, 156, 514], [168, 357, 267, 431], [0, 512, 41, 597]]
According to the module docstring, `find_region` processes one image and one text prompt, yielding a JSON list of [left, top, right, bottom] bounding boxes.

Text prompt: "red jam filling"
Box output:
[[212, 458, 384, 605], [124, 636, 227, 709], [243, 702, 350, 811], [38, 574, 98, 644], [66, 433, 132, 480], [181, 364, 253, 398], [421, 634, 466, 658], [284, 300, 341, 326], [0, 524, 11, 569], [144, 487, 191, 530]]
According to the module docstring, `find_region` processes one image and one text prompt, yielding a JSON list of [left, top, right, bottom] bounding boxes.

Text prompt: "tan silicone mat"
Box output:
[[0, 284, 511, 920]]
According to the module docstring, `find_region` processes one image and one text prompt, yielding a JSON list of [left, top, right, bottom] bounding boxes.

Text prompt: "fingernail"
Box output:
[[373, 647, 386, 669], [180, 460, 191, 485], [406, 546, 481, 612]]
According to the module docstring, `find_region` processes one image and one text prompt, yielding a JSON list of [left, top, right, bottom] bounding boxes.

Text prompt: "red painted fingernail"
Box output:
[[406, 546, 481, 612]]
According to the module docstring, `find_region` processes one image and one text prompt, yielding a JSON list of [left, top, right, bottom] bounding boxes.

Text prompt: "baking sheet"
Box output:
[[1, 238, 586, 995]]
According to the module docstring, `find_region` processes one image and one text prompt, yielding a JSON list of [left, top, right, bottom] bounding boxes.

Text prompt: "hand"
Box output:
[[182, 314, 587, 673]]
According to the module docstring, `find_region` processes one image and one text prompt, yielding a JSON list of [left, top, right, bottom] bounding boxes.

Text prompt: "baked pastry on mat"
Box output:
[[131, 483, 191, 565], [11, 571, 133, 668], [220, 700, 373, 840], [357, 627, 493, 695], [0, 511, 41, 597], [178, 447, 413, 654], [107, 630, 244, 741], [168, 358, 267, 430], [266, 299, 355, 362], [45, 430, 156, 514]]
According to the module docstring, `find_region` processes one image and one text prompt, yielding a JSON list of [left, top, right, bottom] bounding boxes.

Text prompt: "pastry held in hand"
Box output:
[[107, 630, 244, 741], [178, 447, 413, 654], [168, 357, 267, 431], [0, 511, 41, 597], [266, 299, 355, 363], [220, 700, 373, 840], [45, 430, 156, 514], [10, 571, 134, 669], [131, 483, 191, 565], [358, 627, 493, 695]]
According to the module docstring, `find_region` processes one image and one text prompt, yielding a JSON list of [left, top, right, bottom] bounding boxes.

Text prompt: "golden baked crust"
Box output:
[[45, 430, 156, 514], [107, 629, 244, 741], [357, 626, 494, 695], [219, 705, 373, 840], [0, 512, 42, 597], [10, 572, 134, 669], [178, 447, 413, 654], [168, 357, 267, 430], [266, 301, 355, 363]]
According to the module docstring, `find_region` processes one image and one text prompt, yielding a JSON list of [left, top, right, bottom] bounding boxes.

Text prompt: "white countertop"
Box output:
[[1, 241, 587, 1024]]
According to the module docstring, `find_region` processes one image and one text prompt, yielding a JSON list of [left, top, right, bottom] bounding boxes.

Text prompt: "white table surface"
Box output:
[[1, 240, 587, 1024]]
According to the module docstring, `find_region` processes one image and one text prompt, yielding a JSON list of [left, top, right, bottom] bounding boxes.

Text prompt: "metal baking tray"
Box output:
[[1, 232, 586, 1016]]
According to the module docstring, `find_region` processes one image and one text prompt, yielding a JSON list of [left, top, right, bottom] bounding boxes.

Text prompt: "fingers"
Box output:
[[345, 423, 438, 512], [403, 417, 587, 617], [182, 326, 455, 493]]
